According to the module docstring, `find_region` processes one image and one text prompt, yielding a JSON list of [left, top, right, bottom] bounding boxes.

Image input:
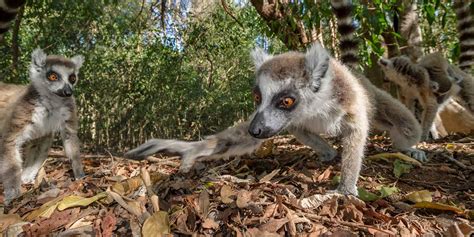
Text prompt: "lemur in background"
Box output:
[[454, 0, 474, 72], [0, 49, 85, 204], [0, 0, 26, 38], [378, 53, 463, 140], [126, 0, 427, 197], [453, 0, 474, 113], [378, 0, 474, 139]]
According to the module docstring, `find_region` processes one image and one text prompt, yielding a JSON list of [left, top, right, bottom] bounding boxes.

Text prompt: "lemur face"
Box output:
[[29, 48, 84, 97]]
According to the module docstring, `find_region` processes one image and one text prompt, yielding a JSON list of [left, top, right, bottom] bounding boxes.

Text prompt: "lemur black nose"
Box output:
[[63, 85, 73, 97], [248, 127, 262, 137]]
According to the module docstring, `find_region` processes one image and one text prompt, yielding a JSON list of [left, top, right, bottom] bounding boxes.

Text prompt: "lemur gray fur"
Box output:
[[0, 49, 85, 204]]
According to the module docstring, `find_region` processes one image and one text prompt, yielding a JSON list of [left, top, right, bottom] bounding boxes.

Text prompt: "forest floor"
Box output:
[[0, 134, 473, 236]]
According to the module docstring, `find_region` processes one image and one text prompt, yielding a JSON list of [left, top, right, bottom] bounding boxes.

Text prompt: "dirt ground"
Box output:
[[0, 134, 473, 236]]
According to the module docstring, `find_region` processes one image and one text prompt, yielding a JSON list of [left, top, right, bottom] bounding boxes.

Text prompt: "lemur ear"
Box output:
[[251, 47, 271, 69], [71, 55, 85, 70], [31, 48, 47, 70], [305, 43, 330, 92]]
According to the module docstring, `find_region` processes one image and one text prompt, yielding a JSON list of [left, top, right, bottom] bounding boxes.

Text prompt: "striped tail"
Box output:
[[0, 0, 26, 38], [454, 0, 474, 72], [331, 0, 359, 68]]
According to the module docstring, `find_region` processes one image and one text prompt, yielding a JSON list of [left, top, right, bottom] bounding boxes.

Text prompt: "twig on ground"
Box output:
[[300, 212, 396, 235], [439, 153, 474, 171]]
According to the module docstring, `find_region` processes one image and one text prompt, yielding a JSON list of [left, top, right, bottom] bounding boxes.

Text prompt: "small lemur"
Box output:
[[0, 0, 26, 38], [378, 52, 474, 139], [0, 48, 85, 204], [378, 53, 462, 140], [126, 0, 427, 197]]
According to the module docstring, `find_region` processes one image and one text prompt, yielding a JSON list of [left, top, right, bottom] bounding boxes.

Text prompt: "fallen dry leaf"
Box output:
[[57, 192, 108, 211], [198, 189, 210, 218], [101, 210, 117, 237], [24, 195, 64, 221], [201, 218, 219, 229], [23, 208, 80, 236], [0, 214, 23, 232], [220, 185, 235, 204], [413, 202, 464, 214], [37, 188, 61, 201], [246, 227, 281, 237], [297, 193, 343, 209], [142, 211, 170, 237], [259, 169, 280, 183], [316, 166, 333, 182], [405, 190, 433, 203], [111, 176, 143, 196], [236, 190, 252, 208], [259, 218, 288, 233], [367, 152, 422, 167]]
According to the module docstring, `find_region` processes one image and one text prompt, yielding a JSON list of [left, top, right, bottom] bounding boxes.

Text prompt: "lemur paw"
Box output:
[[401, 148, 427, 162], [21, 174, 36, 184], [318, 149, 338, 162], [73, 171, 85, 180]]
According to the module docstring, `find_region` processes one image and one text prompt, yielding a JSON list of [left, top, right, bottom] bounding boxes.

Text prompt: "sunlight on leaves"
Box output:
[[406, 190, 432, 203], [142, 211, 170, 237], [57, 192, 108, 211]]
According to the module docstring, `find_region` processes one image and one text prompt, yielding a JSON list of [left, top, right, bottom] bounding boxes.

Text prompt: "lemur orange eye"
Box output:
[[253, 91, 261, 104], [47, 72, 59, 81], [69, 74, 76, 84], [280, 97, 295, 109]]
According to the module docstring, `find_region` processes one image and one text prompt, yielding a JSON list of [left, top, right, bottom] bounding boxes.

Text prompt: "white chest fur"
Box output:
[[15, 105, 71, 162], [29, 105, 71, 137]]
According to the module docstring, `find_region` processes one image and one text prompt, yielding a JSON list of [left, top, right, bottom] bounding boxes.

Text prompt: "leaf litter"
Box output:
[[0, 134, 472, 236]]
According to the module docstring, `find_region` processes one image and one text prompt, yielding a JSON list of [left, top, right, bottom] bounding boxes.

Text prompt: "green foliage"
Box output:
[[0, 1, 281, 151], [393, 160, 413, 178], [0, 0, 464, 152]]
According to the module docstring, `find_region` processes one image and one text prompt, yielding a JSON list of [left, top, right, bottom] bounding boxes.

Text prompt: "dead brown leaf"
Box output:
[[258, 218, 288, 233], [142, 211, 170, 237], [23, 208, 80, 236], [220, 185, 235, 204], [236, 190, 252, 209], [246, 228, 281, 237], [0, 213, 23, 232], [101, 210, 117, 237], [201, 218, 219, 229], [259, 169, 280, 183], [198, 189, 210, 218], [316, 166, 333, 182]]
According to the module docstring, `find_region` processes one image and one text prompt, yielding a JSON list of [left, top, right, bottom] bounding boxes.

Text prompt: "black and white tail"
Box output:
[[331, 0, 358, 68], [454, 0, 474, 72], [0, 0, 26, 38]]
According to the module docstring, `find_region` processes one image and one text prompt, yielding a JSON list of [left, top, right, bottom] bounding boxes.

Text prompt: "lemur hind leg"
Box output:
[[0, 142, 23, 204], [372, 92, 427, 162], [21, 135, 53, 184]]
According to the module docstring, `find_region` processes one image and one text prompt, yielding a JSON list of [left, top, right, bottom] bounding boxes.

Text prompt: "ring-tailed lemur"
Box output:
[[125, 0, 428, 197], [453, 0, 474, 113], [0, 48, 85, 204], [0, 0, 26, 38], [377, 53, 464, 140], [454, 0, 474, 72]]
